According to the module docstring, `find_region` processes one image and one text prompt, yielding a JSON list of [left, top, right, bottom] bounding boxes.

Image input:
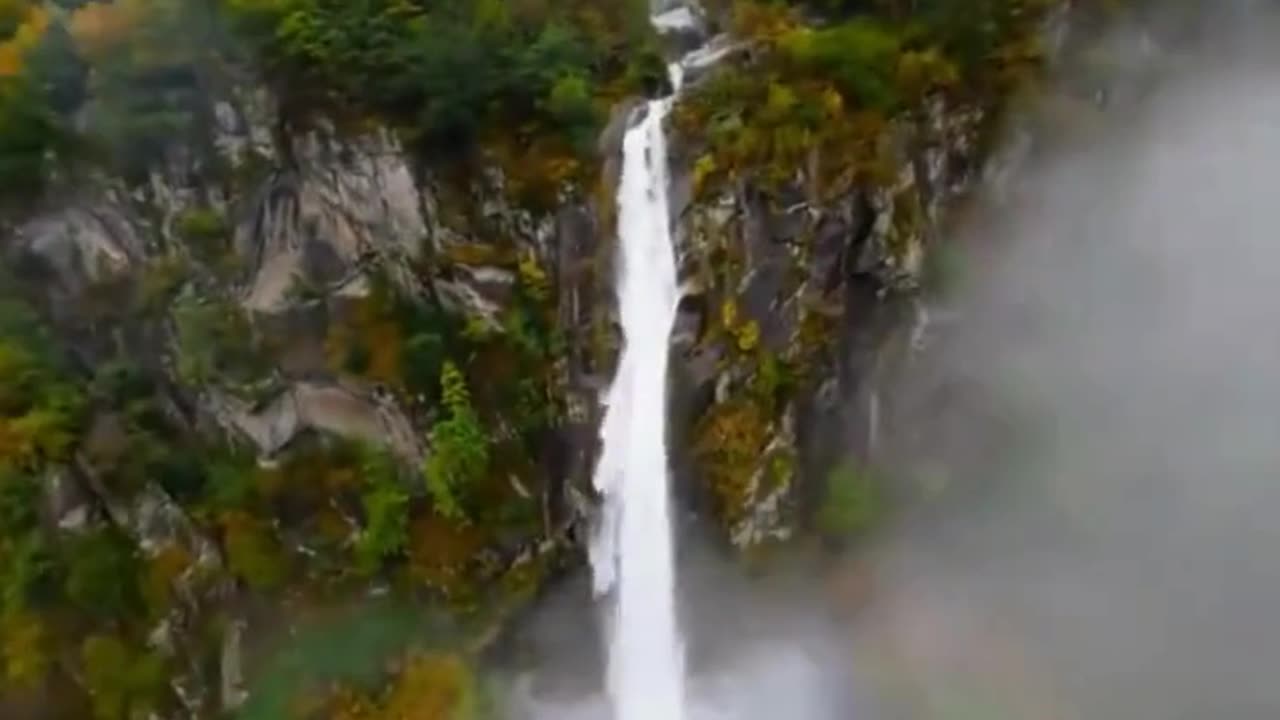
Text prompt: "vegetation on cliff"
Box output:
[[0, 0, 666, 200], [678, 0, 1057, 542]]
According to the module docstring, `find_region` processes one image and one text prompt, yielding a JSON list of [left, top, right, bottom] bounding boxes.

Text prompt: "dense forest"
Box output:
[[0, 0, 1135, 718]]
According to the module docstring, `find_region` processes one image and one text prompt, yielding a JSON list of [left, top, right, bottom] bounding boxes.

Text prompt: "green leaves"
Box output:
[[781, 19, 903, 112], [225, 0, 650, 155], [354, 447, 409, 574], [423, 362, 489, 522]]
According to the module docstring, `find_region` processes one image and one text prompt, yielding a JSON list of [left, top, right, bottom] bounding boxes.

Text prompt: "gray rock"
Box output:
[[14, 202, 144, 294]]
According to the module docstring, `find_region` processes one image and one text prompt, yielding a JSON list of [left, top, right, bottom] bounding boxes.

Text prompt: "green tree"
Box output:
[[422, 362, 488, 522], [354, 447, 409, 574]]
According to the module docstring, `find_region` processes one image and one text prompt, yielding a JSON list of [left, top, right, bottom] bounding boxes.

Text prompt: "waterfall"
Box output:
[[588, 38, 689, 720]]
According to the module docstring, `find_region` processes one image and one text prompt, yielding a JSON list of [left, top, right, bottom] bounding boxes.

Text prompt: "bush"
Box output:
[[175, 207, 230, 259], [781, 19, 903, 112]]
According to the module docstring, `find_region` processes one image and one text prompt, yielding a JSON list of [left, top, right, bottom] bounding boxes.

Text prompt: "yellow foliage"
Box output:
[[516, 251, 550, 303], [486, 131, 584, 210], [0, 0, 32, 33], [0, 4, 47, 78], [2, 611, 49, 688], [730, 0, 797, 45], [692, 153, 717, 198], [0, 407, 75, 472], [440, 243, 516, 268], [896, 48, 959, 100], [143, 542, 192, 613], [694, 399, 769, 526], [720, 298, 738, 330], [379, 654, 474, 720], [820, 86, 844, 118], [735, 320, 760, 353]]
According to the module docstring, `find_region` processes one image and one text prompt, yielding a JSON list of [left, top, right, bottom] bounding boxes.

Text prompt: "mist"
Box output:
[[513, 4, 1280, 719]]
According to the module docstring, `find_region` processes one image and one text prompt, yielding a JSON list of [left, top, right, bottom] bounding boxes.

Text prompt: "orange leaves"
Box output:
[[694, 399, 770, 525], [406, 511, 485, 597], [326, 289, 406, 390], [69, 1, 140, 59], [0, 4, 47, 78]]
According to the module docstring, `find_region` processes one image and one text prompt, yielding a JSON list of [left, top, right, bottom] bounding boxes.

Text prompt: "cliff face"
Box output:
[[668, 93, 989, 547], [657, 0, 1077, 549]]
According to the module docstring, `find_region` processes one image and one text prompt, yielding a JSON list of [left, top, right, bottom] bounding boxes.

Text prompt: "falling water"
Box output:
[[588, 47, 688, 720]]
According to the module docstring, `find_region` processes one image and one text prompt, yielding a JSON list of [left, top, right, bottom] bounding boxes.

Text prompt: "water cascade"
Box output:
[[588, 11, 695, 720]]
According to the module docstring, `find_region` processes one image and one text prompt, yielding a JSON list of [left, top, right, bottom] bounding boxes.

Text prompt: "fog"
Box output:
[[514, 4, 1280, 719]]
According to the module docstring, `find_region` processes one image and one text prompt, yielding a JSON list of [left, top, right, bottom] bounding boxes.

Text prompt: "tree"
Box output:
[[422, 363, 488, 522], [354, 447, 409, 574]]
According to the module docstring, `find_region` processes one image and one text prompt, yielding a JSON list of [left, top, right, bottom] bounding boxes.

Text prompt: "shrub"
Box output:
[[422, 362, 489, 522], [80, 633, 167, 720], [781, 19, 903, 112], [175, 207, 230, 260], [354, 447, 409, 574]]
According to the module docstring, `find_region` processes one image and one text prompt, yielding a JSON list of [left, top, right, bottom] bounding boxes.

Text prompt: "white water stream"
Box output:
[[588, 35, 690, 720]]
